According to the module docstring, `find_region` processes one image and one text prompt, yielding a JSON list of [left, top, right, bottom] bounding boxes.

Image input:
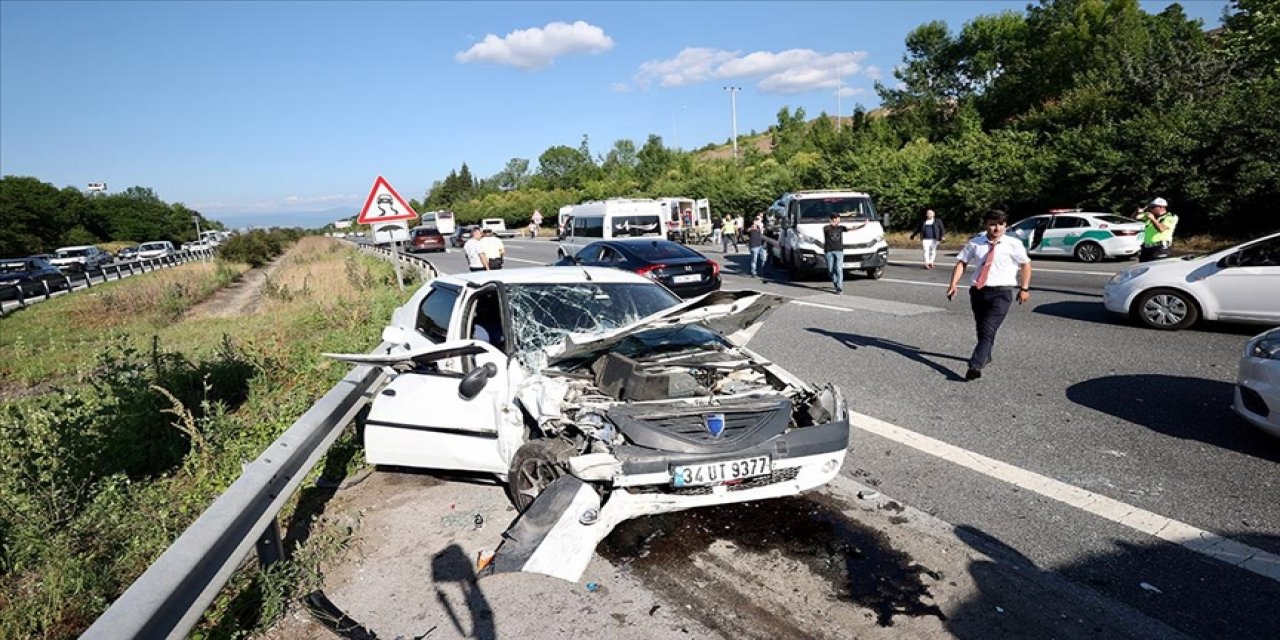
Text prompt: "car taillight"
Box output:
[[710, 260, 720, 277], [1114, 230, 1139, 236], [635, 264, 666, 279]]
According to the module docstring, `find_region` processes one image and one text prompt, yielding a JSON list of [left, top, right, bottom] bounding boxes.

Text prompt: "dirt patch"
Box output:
[[185, 259, 282, 320]]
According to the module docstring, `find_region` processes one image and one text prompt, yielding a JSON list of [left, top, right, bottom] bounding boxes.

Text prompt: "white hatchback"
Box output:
[[1103, 232, 1280, 330], [1235, 327, 1280, 438], [1008, 212, 1144, 263]]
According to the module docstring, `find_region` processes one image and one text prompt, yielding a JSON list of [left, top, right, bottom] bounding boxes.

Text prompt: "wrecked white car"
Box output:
[[328, 267, 849, 581]]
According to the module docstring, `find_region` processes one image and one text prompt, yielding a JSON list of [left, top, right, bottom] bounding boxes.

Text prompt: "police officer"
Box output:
[[1137, 197, 1178, 262]]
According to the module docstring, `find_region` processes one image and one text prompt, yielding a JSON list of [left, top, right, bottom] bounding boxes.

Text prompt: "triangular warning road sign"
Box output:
[[356, 176, 418, 225]]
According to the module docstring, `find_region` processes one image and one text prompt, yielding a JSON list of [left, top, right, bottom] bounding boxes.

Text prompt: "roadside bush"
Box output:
[[218, 230, 286, 267]]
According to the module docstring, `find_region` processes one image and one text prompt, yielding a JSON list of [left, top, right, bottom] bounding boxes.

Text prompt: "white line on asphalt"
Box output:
[[892, 259, 1116, 277], [790, 300, 851, 312], [505, 257, 543, 265], [881, 277, 955, 289], [849, 410, 1280, 583]]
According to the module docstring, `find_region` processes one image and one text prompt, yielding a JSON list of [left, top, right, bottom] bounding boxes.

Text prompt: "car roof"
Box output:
[[789, 190, 871, 200], [434, 265, 653, 288], [55, 245, 96, 251]]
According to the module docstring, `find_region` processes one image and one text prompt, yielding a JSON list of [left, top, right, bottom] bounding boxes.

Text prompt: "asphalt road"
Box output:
[[324, 237, 1278, 638]]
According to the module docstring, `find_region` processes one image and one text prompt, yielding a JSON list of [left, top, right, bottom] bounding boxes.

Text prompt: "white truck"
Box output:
[[763, 190, 889, 280], [556, 198, 665, 257], [480, 218, 517, 238]]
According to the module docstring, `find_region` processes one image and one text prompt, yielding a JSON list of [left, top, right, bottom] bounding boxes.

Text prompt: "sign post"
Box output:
[[356, 176, 419, 291]]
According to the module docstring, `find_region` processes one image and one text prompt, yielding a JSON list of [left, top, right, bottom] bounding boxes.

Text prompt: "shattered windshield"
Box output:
[[507, 282, 680, 368]]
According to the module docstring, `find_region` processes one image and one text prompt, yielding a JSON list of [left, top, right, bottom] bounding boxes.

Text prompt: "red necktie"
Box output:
[[975, 241, 997, 289]]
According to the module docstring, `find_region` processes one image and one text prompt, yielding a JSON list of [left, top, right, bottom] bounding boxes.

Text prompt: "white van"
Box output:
[[764, 190, 889, 279], [557, 199, 665, 257], [654, 197, 712, 239]]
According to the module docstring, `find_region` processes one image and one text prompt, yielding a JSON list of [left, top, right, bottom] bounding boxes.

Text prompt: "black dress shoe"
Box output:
[[965, 368, 982, 381]]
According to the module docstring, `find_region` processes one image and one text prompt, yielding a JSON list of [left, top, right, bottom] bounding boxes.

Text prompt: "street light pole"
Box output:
[[192, 215, 206, 261], [722, 86, 741, 161]]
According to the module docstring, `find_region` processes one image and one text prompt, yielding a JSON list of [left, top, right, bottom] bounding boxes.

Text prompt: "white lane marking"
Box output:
[[791, 300, 850, 312], [849, 411, 1280, 583], [505, 257, 544, 265], [881, 277, 957, 289], [893, 258, 1115, 277]]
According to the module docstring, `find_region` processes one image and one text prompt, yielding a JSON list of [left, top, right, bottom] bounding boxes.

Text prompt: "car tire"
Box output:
[[1133, 288, 1200, 330], [507, 438, 577, 512], [865, 266, 885, 280], [1074, 242, 1104, 263]]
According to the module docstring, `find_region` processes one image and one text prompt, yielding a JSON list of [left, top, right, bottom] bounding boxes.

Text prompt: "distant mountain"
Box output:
[[211, 207, 357, 230]]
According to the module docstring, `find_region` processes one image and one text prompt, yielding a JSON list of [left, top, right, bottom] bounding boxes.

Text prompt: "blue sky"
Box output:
[[0, 1, 1228, 227]]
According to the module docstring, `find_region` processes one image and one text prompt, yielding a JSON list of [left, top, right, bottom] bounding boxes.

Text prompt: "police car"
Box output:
[[1008, 210, 1144, 262]]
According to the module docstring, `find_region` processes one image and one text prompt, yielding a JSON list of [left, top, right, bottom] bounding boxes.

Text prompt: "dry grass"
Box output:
[[69, 262, 249, 330]]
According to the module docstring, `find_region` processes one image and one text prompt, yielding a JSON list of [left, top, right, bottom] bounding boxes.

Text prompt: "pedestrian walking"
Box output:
[[464, 228, 489, 272], [909, 209, 947, 269], [529, 209, 543, 238], [721, 216, 739, 253], [735, 214, 745, 243], [480, 229, 505, 269], [711, 216, 723, 247], [1136, 197, 1178, 262], [945, 210, 1032, 381], [823, 213, 848, 293], [748, 217, 768, 278]]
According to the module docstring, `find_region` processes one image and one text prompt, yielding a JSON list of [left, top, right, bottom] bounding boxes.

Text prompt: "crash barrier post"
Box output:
[[44, 280, 53, 300], [84, 270, 93, 288], [82, 343, 391, 640]]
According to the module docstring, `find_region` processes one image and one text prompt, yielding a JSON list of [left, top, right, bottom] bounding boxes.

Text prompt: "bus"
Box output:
[[421, 211, 456, 235]]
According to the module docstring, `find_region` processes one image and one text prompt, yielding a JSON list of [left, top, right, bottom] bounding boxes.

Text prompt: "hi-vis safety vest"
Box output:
[[1142, 213, 1178, 246]]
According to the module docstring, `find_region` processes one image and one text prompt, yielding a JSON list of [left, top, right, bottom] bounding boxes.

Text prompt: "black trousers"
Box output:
[[969, 287, 1014, 370], [1138, 243, 1171, 262]]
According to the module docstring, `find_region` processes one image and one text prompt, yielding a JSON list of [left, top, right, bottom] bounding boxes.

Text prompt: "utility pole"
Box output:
[[722, 86, 741, 161], [192, 215, 207, 262]]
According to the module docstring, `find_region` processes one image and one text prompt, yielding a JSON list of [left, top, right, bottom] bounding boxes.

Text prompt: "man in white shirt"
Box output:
[[480, 230, 505, 269], [945, 210, 1032, 381], [464, 228, 489, 272]]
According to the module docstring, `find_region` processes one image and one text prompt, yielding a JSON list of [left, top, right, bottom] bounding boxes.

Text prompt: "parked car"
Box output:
[[116, 246, 139, 261], [324, 267, 849, 581], [1103, 232, 1280, 330], [50, 245, 110, 272], [0, 257, 68, 300], [1235, 327, 1280, 438], [555, 238, 721, 298], [137, 241, 176, 259], [1008, 211, 1144, 262], [408, 227, 446, 253], [450, 225, 477, 248]]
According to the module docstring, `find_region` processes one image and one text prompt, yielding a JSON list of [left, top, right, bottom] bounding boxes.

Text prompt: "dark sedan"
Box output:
[[450, 225, 477, 248], [408, 227, 446, 253], [1, 257, 68, 301], [556, 238, 721, 298]]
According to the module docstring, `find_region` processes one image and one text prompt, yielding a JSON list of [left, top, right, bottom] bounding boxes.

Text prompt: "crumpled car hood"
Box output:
[[546, 290, 785, 365]]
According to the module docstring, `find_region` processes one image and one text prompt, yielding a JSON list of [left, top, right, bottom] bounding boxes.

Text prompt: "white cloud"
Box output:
[[633, 47, 740, 88], [195, 194, 359, 213], [455, 20, 614, 70], [836, 87, 866, 98], [284, 194, 357, 205], [629, 48, 871, 95], [610, 82, 632, 93]]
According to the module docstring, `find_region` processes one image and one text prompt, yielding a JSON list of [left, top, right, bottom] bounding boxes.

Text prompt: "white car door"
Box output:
[[1043, 216, 1088, 255], [1205, 236, 1280, 322]]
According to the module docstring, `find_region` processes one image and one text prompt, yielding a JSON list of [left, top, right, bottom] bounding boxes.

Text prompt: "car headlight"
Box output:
[[1108, 266, 1148, 285], [798, 233, 823, 247], [0, 279, 19, 286], [1251, 333, 1280, 360]]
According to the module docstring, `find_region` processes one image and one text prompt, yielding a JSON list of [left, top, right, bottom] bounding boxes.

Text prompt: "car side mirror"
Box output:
[[458, 362, 498, 400]]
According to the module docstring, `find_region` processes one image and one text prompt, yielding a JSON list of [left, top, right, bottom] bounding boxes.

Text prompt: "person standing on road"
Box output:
[[824, 213, 849, 293], [464, 228, 489, 272], [721, 216, 739, 253], [748, 216, 768, 278], [1136, 197, 1178, 262], [945, 210, 1032, 381], [909, 209, 947, 269], [711, 216, 723, 247], [529, 209, 543, 238], [480, 229, 505, 269]]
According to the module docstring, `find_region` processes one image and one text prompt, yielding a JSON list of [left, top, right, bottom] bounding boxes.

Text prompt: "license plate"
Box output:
[[844, 261, 861, 268], [671, 455, 772, 487], [672, 274, 702, 284]]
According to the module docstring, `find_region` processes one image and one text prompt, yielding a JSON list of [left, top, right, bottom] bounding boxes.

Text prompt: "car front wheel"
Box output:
[[1074, 242, 1105, 263], [864, 266, 885, 280], [507, 438, 576, 512], [1133, 288, 1199, 330]]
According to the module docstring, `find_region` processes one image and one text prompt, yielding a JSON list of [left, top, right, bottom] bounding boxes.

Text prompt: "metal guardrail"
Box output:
[[0, 249, 216, 316], [355, 242, 440, 282], [82, 345, 391, 639]]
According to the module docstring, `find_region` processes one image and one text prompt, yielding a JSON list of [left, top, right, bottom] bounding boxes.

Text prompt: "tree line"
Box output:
[[415, 0, 1276, 237], [0, 176, 224, 256]]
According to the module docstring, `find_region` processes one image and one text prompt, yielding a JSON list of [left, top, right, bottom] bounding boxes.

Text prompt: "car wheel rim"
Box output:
[[1080, 245, 1101, 262], [1142, 294, 1187, 326], [515, 459, 560, 503]]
